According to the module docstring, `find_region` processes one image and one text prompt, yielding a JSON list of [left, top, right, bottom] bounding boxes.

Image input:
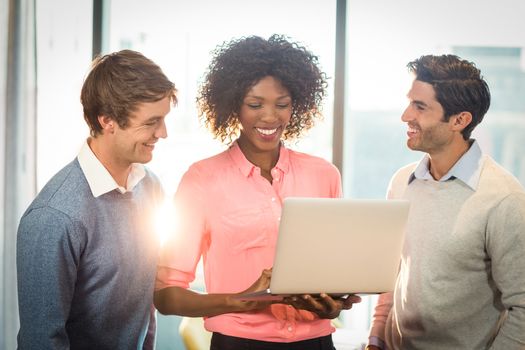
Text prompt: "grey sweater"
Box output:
[[383, 156, 525, 349], [17, 159, 163, 350]]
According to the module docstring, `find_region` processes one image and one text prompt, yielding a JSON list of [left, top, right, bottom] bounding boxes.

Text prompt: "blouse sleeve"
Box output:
[[156, 164, 208, 290], [331, 164, 343, 198]]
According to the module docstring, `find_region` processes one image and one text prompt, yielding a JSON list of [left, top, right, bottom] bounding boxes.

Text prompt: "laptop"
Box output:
[[236, 197, 409, 301]]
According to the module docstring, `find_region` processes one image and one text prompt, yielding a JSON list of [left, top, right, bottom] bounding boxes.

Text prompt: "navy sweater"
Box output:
[[17, 159, 163, 349]]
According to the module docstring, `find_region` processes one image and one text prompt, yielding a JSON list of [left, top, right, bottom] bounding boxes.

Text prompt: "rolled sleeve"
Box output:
[[156, 165, 207, 290]]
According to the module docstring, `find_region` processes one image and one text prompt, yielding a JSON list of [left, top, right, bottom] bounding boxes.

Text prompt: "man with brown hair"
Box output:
[[367, 54, 525, 349], [16, 50, 177, 349]]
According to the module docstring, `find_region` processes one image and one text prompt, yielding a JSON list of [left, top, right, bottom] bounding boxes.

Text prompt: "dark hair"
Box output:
[[81, 49, 177, 137], [197, 34, 328, 143], [407, 54, 491, 140]]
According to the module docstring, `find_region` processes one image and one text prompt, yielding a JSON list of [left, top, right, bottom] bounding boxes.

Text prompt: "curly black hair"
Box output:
[[197, 34, 328, 143]]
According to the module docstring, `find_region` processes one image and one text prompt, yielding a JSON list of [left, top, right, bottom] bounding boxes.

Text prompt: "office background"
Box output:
[[1, 0, 524, 349]]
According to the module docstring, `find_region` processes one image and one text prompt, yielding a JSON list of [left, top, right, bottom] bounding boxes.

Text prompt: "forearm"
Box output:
[[154, 286, 246, 317]]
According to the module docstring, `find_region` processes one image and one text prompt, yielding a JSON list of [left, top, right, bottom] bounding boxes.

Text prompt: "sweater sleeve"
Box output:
[[16, 206, 83, 350], [487, 192, 525, 348]]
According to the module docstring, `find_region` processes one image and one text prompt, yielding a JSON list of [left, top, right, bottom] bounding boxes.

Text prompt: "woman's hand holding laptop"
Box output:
[[234, 267, 363, 319], [283, 293, 362, 319]]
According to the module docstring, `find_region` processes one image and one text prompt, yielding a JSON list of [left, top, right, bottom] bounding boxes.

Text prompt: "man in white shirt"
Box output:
[[16, 50, 177, 349]]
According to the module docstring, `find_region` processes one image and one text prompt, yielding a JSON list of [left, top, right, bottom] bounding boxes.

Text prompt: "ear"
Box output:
[[97, 115, 115, 134], [451, 111, 472, 132]]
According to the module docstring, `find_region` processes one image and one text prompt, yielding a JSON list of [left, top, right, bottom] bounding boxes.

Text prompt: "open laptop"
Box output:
[[236, 197, 409, 301]]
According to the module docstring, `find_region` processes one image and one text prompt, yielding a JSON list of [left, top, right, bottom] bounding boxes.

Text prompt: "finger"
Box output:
[[345, 295, 362, 305], [302, 294, 326, 312], [319, 293, 339, 308], [319, 293, 341, 313], [347, 295, 362, 303], [342, 295, 362, 309], [282, 296, 297, 306], [261, 269, 272, 279], [286, 296, 308, 309]]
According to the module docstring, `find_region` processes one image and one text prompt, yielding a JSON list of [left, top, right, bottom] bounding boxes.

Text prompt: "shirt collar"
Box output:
[[409, 140, 483, 190], [77, 139, 146, 197], [228, 140, 290, 177]]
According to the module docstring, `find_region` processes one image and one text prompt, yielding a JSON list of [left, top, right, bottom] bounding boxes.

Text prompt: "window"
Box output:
[[36, 0, 92, 189]]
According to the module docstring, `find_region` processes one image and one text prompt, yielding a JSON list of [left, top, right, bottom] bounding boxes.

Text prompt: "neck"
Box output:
[[428, 139, 471, 180], [237, 140, 280, 182], [88, 137, 131, 187]]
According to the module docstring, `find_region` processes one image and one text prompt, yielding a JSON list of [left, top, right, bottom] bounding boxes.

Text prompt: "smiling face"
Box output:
[[237, 76, 292, 159], [110, 95, 171, 166], [401, 79, 457, 156]]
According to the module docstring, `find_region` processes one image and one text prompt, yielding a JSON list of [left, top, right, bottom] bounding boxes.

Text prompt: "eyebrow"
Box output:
[[139, 116, 163, 124], [412, 100, 429, 108], [244, 94, 291, 100]]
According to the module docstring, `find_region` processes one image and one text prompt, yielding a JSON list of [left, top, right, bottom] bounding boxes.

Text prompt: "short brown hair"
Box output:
[[81, 50, 177, 136], [407, 54, 490, 140]]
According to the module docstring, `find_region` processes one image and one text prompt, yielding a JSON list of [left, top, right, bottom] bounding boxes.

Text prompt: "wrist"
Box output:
[[367, 336, 385, 350]]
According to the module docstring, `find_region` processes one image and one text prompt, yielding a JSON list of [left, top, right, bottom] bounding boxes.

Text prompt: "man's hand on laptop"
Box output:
[[283, 293, 362, 319]]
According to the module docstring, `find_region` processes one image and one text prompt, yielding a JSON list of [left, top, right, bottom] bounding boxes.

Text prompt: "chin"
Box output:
[[407, 139, 421, 151], [258, 141, 281, 152], [136, 154, 153, 164]]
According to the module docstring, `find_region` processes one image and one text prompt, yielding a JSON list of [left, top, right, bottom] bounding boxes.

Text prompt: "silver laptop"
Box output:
[[237, 197, 409, 301]]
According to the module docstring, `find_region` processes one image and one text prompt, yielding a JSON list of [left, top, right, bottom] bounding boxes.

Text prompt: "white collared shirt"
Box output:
[[409, 140, 483, 191], [77, 140, 146, 197]]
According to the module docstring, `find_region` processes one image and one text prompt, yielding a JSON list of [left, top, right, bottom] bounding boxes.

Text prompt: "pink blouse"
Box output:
[[156, 142, 342, 342]]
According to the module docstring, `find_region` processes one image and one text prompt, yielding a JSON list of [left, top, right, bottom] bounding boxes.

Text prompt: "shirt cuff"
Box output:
[[368, 336, 386, 350]]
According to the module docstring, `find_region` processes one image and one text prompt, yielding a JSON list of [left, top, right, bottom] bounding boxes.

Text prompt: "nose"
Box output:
[[155, 118, 168, 139], [401, 106, 412, 123], [261, 106, 280, 122]]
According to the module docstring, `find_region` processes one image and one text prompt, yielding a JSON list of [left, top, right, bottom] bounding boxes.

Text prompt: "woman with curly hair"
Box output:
[[154, 34, 360, 349]]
